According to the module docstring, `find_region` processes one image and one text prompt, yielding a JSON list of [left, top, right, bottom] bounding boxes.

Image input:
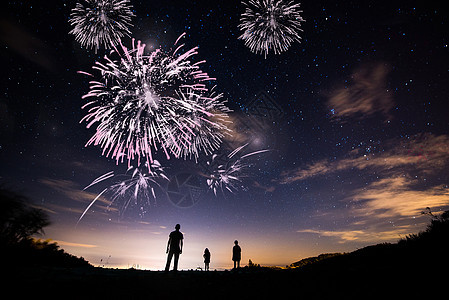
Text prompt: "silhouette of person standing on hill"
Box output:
[[203, 248, 211, 271], [165, 224, 183, 272], [232, 240, 241, 269]]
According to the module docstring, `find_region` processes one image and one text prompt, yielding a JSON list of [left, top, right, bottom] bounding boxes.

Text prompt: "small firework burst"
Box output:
[[238, 0, 305, 57], [79, 34, 222, 167], [205, 144, 269, 195], [69, 0, 135, 52], [79, 160, 168, 223]]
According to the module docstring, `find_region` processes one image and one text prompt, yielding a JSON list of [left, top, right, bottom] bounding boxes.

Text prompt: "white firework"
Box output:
[[69, 0, 135, 52], [79, 34, 220, 167], [238, 0, 305, 57], [164, 87, 232, 160], [79, 160, 168, 222], [205, 144, 269, 195]]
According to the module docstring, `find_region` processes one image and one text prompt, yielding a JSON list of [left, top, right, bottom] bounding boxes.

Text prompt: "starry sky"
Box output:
[[1, 0, 449, 270]]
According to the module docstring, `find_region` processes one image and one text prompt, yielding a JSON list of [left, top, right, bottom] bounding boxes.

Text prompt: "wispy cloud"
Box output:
[[279, 133, 449, 183], [297, 225, 414, 244], [351, 176, 449, 219], [253, 181, 276, 193], [39, 178, 110, 206], [327, 62, 393, 121], [38, 178, 114, 219], [290, 133, 449, 244], [298, 177, 449, 244]]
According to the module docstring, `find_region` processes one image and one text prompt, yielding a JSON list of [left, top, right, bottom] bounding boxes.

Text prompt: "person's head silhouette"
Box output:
[[234, 240, 238, 245], [175, 224, 181, 230]]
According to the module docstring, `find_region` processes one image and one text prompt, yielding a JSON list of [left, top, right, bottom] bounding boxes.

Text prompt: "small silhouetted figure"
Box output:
[[165, 224, 183, 272], [232, 240, 241, 269], [203, 248, 211, 271]]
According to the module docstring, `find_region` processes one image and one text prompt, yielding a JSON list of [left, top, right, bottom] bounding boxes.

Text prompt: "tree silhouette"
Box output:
[[0, 187, 50, 245]]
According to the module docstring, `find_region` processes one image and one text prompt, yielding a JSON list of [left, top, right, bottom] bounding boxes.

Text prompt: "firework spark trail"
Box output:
[[78, 161, 168, 223], [79, 34, 229, 167], [69, 0, 135, 52], [84, 171, 115, 190], [238, 0, 305, 57], [77, 188, 108, 226], [206, 144, 270, 195]]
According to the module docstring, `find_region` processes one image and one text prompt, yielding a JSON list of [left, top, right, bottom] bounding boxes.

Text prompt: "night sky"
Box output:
[[1, 0, 449, 270]]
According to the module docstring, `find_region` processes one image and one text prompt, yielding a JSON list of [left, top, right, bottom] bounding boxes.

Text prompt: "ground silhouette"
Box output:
[[1, 188, 90, 268], [0, 187, 50, 245], [4, 189, 448, 299]]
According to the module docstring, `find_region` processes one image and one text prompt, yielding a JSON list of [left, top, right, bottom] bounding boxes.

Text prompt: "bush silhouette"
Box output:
[[1, 188, 90, 268], [0, 187, 50, 245], [247, 259, 260, 268], [398, 208, 449, 250]]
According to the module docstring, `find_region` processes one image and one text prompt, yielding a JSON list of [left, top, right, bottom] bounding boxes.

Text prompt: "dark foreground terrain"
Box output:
[[7, 244, 447, 300], [5, 210, 449, 299]]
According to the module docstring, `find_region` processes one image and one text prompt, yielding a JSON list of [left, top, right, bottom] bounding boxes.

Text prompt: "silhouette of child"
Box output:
[[203, 248, 211, 271], [232, 240, 241, 269]]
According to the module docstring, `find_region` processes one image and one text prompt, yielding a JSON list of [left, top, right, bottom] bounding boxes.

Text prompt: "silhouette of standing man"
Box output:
[[165, 224, 183, 272], [232, 240, 241, 269]]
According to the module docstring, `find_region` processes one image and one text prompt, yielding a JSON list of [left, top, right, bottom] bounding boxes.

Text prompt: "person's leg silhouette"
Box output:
[[165, 251, 173, 271], [173, 253, 180, 271]]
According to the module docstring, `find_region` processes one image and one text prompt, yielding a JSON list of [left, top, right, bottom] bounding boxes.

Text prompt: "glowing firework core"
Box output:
[[79, 34, 231, 168]]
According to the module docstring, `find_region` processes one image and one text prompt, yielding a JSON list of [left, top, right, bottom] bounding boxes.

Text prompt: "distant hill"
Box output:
[[4, 238, 92, 268], [289, 210, 449, 274], [289, 252, 344, 268]]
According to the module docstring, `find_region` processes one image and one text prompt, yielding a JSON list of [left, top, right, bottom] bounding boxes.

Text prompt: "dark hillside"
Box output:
[[1, 188, 91, 268], [4, 204, 448, 299]]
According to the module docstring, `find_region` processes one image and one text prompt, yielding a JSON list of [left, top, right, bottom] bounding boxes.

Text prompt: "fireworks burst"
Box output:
[[238, 0, 305, 57], [79, 33, 228, 167], [79, 160, 168, 223], [205, 144, 269, 195], [163, 87, 232, 160], [69, 0, 135, 52]]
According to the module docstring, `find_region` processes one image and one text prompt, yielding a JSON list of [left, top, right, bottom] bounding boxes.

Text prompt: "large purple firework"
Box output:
[[69, 0, 135, 52], [238, 0, 305, 57], [79, 33, 229, 167]]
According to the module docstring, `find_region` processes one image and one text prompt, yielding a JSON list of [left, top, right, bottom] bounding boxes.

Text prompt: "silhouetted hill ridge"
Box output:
[[289, 211, 449, 275], [3, 238, 92, 268]]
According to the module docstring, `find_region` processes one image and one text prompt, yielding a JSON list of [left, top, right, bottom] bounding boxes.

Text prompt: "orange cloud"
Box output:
[[351, 176, 449, 219], [297, 224, 415, 244], [53, 240, 98, 248], [296, 175, 449, 244]]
